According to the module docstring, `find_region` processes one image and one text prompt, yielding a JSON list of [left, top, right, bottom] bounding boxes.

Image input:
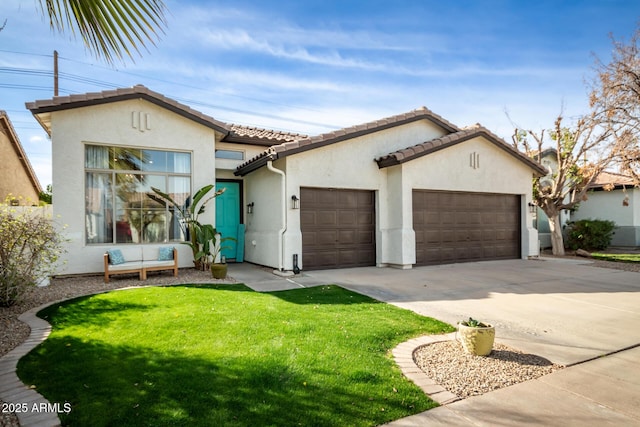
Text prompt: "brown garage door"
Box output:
[[301, 188, 376, 270], [413, 190, 521, 266]]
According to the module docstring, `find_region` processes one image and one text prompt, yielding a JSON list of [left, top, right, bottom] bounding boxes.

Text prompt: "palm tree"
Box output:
[[39, 0, 167, 64]]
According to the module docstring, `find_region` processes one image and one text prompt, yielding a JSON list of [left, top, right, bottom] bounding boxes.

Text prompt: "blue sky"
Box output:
[[1, 0, 639, 187]]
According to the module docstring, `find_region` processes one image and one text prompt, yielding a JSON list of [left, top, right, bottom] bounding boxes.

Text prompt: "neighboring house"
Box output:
[[27, 85, 546, 276], [570, 171, 640, 247], [0, 110, 42, 204]]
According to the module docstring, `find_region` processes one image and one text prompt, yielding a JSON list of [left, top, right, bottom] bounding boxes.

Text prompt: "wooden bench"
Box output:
[[104, 246, 178, 283]]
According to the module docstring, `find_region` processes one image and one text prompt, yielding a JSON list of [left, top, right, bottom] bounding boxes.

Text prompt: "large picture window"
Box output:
[[85, 145, 191, 245]]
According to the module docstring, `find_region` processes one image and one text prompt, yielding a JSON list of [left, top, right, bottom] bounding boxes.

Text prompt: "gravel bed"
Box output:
[[413, 340, 563, 399]]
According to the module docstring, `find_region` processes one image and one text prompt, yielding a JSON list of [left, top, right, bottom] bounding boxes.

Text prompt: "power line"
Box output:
[[2, 49, 342, 131]]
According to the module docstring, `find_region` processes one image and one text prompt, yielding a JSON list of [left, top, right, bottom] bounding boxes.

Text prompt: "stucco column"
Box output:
[[383, 166, 415, 268]]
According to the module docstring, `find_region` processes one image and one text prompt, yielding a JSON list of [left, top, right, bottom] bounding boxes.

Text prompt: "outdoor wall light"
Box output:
[[291, 195, 300, 209], [528, 202, 536, 214], [247, 202, 254, 214]]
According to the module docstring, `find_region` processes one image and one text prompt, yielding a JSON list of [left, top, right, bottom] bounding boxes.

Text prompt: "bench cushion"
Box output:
[[143, 260, 176, 269], [158, 246, 175, 261], [107, 248, 125, 265], [108, 261, 143, 271]]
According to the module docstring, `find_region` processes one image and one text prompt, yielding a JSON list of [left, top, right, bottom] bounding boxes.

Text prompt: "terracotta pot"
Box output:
[[457, 323, 495, 356], [210, 263, 227, 279]]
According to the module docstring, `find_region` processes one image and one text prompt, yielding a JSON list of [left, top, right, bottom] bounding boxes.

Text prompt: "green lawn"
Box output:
[[592, 253, 640, 263], [18, 284, 454, 426]]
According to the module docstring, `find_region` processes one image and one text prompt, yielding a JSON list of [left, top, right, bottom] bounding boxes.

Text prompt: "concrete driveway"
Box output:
[[294, 257, 640, 366], [231, 258, 640, 425]]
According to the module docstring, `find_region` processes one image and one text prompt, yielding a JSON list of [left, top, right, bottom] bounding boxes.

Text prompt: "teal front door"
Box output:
[[215, 181, 241, 261]]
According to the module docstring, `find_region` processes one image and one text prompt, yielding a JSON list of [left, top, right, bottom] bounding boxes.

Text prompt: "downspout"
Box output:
[[267, 160, 286, 271]]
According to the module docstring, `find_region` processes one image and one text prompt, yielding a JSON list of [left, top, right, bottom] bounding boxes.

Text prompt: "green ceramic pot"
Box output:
[[210, 263, 227, 279]]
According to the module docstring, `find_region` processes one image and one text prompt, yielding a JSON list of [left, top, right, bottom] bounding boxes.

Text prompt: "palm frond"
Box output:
[[40, 0, 167, 64]]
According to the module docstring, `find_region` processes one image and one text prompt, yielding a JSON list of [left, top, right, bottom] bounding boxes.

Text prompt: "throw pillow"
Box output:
[[158, 246, 174, 261], [107, 249, 125, 265]]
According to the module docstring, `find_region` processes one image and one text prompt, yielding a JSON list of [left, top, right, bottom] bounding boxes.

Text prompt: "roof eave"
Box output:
[[26, 88, 231, 136], [223, 134, 284, 147], [376, 129, 548, 176], [234, 152, 277, 176]]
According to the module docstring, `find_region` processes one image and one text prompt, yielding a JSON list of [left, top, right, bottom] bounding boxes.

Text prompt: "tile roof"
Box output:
[[0, 111, 42, 193], [26, 85, 306, 147], [234, 107, 461, 176], [590, 171, 636, 189], [26, 85, 230, 135], [224, 124, 307, 146], [375, 124, 548, 175]]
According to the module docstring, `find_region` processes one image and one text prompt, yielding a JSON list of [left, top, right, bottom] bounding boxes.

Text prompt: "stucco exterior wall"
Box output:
[[243, 161, 285, 268], [51, 99, 218, 275], [570, 188, 640, 246], [0, 130, 40, 204], [241, 119, 445, 271], [405, 137, 534, 193], [243, 122, 538, 271]]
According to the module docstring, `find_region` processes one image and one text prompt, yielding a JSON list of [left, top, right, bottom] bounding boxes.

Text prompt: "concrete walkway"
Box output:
[[230, 259, 640, 426]]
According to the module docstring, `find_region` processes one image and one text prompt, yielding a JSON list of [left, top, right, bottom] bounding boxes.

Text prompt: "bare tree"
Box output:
[[590, 26, 640, 184], [38, 0, 167, 64], [512, 113, 625, 255]]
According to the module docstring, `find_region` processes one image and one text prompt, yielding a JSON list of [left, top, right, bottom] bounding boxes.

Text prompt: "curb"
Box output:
[[391, 332, 461, 405], [0, 305, 61, 427]]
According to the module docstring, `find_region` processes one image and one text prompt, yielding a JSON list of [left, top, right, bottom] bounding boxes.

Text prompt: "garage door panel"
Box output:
[[338, 230, 355, 244], [301, 211, 316, 225], [468, 212, 483, 225], [318, 210, 337, 225], [455, 212, 467, 225], [338, 192, 357, 207], [338, 210, 356, 225], [357, 211, 373, 225], [302, 230, 317, 246], [317, 230, 338, 245], [301, 188, 376, 270], [414, 190, 520, 266], [338, 249, 358, 265], [483, 229, 497, 240], [423, 212, 436, 224], [455, 230, 468, 241], [441, 230, 455, 242], [357, 230, 374, 244], [317, 191, 336, 205], [305, 251, 338, 268], [425, 230, 439, 243], [357, 191, 374, 205], [442, 213, 455, 225], [469, 230, 482, 241]]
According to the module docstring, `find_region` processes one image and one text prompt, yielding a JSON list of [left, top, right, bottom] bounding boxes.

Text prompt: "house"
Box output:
[[570, 171, 640, 247], [0, 111, 42, 204], [27, 85, 546, 276]]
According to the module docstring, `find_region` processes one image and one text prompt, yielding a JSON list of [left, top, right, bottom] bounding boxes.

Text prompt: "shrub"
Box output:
[[0, 204, 65, 306], [565, 219, 616, 251]]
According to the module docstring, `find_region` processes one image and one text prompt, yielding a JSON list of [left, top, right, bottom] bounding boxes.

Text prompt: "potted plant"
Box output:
[[150, 184, 225, 271], [457, 317, 495, 356], [203, 229, 235, 279]]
